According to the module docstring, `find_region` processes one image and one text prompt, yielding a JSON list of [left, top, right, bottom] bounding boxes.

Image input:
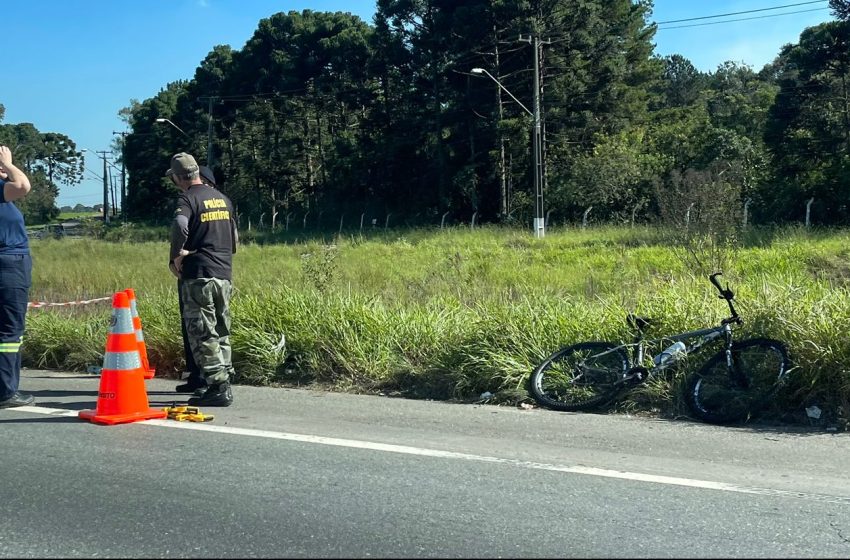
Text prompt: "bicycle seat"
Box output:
[[626, 313, 653, 331]]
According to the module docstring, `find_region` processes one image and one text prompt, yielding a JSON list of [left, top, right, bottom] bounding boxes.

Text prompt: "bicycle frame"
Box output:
[[595, 272, 743, 384], [631, 323, 731, 374]]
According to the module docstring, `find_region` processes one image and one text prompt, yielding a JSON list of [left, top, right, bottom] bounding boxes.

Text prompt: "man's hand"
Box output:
[[0, 146, 12, 179], [0, 145, 30, 200], [0, 146, 13, 168], [171, 249, 195, 278]]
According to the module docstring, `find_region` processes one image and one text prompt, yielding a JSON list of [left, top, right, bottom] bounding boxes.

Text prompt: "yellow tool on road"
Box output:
[[163, 405, 214, 422]]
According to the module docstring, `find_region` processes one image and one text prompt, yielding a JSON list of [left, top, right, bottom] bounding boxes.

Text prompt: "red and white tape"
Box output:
[[28, 296, 112, 309]]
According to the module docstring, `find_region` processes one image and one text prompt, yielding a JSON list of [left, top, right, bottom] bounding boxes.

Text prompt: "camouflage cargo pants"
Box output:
[[180, 277, 234, 385]]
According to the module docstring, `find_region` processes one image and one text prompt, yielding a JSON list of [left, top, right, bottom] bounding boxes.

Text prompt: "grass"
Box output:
[[22, 224, 850, 428]]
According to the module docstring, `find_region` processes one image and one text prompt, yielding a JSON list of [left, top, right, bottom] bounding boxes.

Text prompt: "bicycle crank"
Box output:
[[623, 366, 650, 385]]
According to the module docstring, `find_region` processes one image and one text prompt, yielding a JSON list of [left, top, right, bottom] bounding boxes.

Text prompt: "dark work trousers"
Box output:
[[0, 254, 31, 400], [178, 279, 203, 384]]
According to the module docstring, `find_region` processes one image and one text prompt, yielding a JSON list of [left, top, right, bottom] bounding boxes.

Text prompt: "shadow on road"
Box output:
[[613, 411, 838, 437], [0, 416, 82, 424]]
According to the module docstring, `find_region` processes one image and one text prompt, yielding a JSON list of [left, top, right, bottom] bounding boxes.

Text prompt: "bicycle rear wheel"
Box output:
[[529, 342, 630, 412], [685, 338, 790, 424]]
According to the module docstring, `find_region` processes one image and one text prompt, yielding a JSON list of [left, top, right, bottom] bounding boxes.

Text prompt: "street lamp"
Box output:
[[154, 118, 190, 138], [471, 67, 545, 238]]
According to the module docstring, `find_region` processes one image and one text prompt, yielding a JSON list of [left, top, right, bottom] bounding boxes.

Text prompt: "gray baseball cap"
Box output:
[[164, 152, 199, 178]]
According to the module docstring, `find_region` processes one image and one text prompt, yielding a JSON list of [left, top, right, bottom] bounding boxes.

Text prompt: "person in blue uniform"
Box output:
[[0, 145, 34, 408]]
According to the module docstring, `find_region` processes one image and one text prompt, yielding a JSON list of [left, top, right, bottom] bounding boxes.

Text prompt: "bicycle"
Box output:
[[528, 273, 791, 424]]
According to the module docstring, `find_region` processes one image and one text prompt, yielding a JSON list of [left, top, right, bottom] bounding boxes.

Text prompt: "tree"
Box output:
[[551, 128, 668, 223], [653, 55, 707, 109], [123, 81, 190, 221], [764, 20, 850, 222], [0, 123, 82, 223], [831, 0, 850, 21]]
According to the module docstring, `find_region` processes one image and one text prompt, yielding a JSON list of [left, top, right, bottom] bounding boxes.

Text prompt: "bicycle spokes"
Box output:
[[686, 339, 788, 424], [530, 342, 629, 412]]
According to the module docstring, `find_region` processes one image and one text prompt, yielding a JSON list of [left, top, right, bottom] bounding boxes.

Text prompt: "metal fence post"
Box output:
[[685, 203, 695, 230], [582, 206, 592, 229], [805, 197, 814, 228]]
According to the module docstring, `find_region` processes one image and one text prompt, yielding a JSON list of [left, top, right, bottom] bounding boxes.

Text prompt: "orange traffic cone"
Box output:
[[79, 291, 167, 425], [125, 288, 155, 379]]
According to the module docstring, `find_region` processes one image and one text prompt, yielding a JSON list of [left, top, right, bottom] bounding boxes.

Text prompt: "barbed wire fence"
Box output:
[[231, 197, 820, 234]]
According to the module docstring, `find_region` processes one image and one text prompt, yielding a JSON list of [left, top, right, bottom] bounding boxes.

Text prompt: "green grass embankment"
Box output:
[[23, 225, 850, 427]]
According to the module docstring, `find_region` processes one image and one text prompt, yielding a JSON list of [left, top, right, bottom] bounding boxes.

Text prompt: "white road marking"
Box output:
[[15, 405, 850, 505]]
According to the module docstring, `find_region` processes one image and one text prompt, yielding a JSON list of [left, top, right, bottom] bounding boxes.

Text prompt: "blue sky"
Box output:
[[1, 0, 835, 207]]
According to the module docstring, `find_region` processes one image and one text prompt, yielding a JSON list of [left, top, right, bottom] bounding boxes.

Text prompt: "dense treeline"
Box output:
[[2, 1, 848, 229], [114, 0, 849, 229]]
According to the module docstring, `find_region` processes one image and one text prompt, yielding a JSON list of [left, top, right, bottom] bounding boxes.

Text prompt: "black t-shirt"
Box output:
[[171, 184, 237, 281]]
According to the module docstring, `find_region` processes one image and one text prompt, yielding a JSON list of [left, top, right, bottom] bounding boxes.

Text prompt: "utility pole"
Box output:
[[518, 33, 550, 238], [109, 172, 117, 218], [96, 150, 112, 224], [199, 96, 219, 167], [112, 131, 128, 221]]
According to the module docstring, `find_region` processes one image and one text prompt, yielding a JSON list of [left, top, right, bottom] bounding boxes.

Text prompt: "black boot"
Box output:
[[176, 376, 207, 396], [188, 382, 233, 407]]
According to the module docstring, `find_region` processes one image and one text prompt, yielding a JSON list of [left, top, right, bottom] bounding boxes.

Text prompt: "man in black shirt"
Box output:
[[174, 165, 219, 396], [167, 152, 238, 406]]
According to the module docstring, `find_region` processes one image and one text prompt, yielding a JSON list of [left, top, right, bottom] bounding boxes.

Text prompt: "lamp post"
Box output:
[[154, 117, 218, 176], [471, 67, 545, 238], [154, 118, 190, 139]]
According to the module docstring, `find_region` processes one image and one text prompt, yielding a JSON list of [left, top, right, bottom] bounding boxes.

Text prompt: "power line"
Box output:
[[655, 0, 827, 25], [657, 7, 830, 30]]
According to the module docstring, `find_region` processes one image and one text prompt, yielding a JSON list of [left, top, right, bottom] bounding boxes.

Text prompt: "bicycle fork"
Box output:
[[722, 325, 749, 389]]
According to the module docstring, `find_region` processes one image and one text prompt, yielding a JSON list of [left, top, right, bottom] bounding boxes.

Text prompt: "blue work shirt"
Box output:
[[0, 179, 30, 254]]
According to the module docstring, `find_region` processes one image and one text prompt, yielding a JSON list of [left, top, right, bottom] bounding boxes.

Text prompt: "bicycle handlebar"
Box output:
[[709, 272, 741, 324]]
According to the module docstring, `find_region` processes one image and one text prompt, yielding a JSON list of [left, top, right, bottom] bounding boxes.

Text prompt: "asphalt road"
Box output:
[[1, 369, 849, 558]]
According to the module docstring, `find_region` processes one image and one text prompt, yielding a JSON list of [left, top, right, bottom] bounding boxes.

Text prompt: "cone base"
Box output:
[[79, 407, 167, 425], [143, 368, 156, 379]]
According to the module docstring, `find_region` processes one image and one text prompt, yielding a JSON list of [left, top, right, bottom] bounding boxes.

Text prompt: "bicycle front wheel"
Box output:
[[529, 342, 630, 412], [685, 338, 790, 424]]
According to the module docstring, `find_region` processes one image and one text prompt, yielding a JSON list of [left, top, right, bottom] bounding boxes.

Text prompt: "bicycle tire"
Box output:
[[684, 338, 790, 424], [529, 342, 630, 412]]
